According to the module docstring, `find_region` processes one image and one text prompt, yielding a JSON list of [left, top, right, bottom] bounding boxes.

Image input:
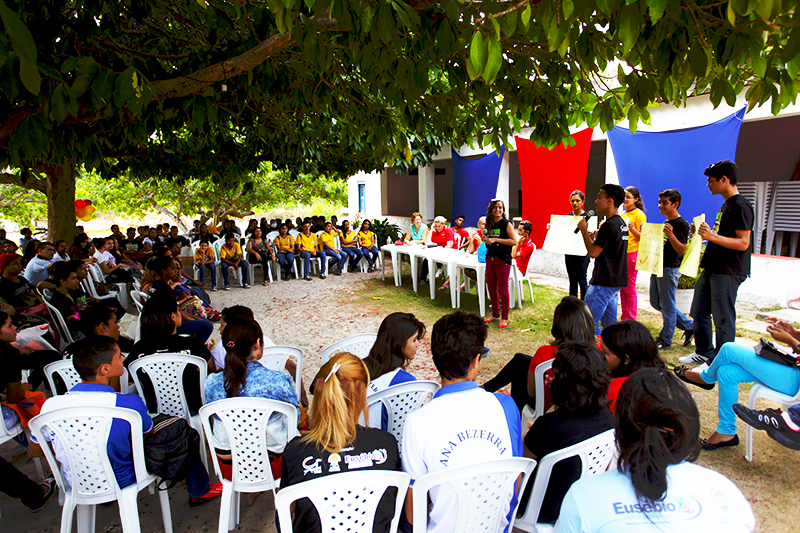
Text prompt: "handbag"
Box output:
[[755, 338, 800, 368]]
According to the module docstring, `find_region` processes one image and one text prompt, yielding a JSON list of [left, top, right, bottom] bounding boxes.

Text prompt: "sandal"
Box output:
[[484, 316, 500, 324], [498, 320, 509, 328], [438, 284, 450, 292], [673, 365, 715, 390]]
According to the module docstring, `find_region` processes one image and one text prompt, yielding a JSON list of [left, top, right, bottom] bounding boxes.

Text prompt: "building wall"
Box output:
[[433, 159, 453, 220], [385, 168, 419, 217], [346, 170, 382, 219]]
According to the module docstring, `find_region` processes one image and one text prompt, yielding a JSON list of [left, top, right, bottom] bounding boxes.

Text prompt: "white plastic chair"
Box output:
[[41, 297, 75, 350], [128, 353, 209, 469], [515, 429, 616, 532], [261, 346, 304, 401], [89, 263, 131, 311], [80, 278, 117, 302], [513, 244, 537, 306], [745, 383, 800, 462], [275, 470, 410, 533], [199, 397, 299, 533], [45, 359, 129, 396], [320, 333, 378, 364], [213, 240, 243, 286], [288, 229, 300, 238], [366, 380, 440, 455], [130, 290, 148, 313], [522, 360, 554, 428], [0, 405, 45, 488], [29, 404, 173, 533], [411, 457, 536, 533]]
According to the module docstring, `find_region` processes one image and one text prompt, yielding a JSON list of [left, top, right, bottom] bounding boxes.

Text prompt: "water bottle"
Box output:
[[477, 242, 487, 263]]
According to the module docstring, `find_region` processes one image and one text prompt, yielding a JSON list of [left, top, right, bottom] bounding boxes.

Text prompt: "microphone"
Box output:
[[573, 210, 596, 234]]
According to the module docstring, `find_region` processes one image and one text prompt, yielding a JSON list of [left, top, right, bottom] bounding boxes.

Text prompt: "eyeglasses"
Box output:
[[480, 347, 490, 359]]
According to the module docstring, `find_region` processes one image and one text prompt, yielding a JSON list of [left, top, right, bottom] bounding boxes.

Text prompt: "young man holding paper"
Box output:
[[650, 189, 694, 350], [679, 160, 754, 366]]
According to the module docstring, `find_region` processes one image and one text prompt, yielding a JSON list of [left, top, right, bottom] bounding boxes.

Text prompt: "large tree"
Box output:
[[0, 0, 798, 241]]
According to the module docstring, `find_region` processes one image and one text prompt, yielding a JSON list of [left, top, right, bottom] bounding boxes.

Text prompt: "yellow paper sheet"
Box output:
[[542, 215, 598, 256], [635, 223, 665, 276], [679, 214, 705, 278]]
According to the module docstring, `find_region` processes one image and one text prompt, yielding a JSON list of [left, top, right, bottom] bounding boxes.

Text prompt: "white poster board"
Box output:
[[543, 215, 598, 256], [679, 214, 705, 278]]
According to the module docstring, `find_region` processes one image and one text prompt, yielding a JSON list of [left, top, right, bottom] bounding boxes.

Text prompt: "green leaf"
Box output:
[[562, 0, 575, 19], [51, 84, 68, 123], [783, 28, 800, 64], [596, 0, 613, 14], [520, 4, 531, 29], [646, 0, 666, 22], [489, 14, 500, 40], [71, 75, 90, 97], [470, 31, 486, 75], [18, 56, 40, 95], [726, 1, 736, 23], [482, 37, 503, 84], [377, 4, 394, 44], [503, 9, 516, 36], [466, 53, 478, 79], [688, 43, 709, 77], [751, 54, 766, 77], [65, 84, 79, 117], [618, 4, 640, 55], [755, 0, 774, 19], [195, 0, 207, 7], [91, 69, 114, 108], [360, 4, 372, 32], [0, 1, 36, 64], [722, 79, 737, 106], [444, 0, 460, 21]]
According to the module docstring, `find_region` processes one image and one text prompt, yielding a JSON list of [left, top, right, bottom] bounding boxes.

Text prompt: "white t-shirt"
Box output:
[[401, 381, 523, 533], [93, 249, 116, 266], [367, 368, 415, 430], [210, 334, 276, 370], [555, 462, 755, 533]]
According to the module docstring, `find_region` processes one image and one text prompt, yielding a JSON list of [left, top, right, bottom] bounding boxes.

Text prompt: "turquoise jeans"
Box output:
[[700, 342, 800, 435]]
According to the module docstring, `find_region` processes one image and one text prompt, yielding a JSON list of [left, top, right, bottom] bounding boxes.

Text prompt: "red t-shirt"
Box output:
[[608, 376, 628, 412], [515, 237, 535, 274], [528, 337, 603, 413], [455, 227, 470, 242], [430, 227, 455, 247]]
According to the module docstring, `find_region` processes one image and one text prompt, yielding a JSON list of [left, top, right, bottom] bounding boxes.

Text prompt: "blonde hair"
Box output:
[[433, 215, 447, 224], [411, 212, 423, 221], [302, 352, 370, 453]]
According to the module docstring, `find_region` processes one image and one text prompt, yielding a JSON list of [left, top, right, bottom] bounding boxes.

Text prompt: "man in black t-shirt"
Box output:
[[578, 184, 629, 334], [650, 189, 694, 349], [680, 160, 754, 366]]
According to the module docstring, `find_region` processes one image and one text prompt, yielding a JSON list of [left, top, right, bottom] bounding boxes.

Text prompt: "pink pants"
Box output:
[[486, 257, 511, 320], [619, 251, 638, 321]]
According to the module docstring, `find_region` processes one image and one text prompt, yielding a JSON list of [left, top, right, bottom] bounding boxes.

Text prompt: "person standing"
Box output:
[[577, 184, 628, 335], [619, 186, 646, 321], [564, 190, 591, 299], [651, 189, 694, 349], [483, 199, 518, 329], [679, 160, 753, 367]]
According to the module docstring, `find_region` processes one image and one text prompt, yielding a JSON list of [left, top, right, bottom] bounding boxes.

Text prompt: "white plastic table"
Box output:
[[380, 244, 402, 285], [454, 254, 487, 316], [425, 247, 464, 308]]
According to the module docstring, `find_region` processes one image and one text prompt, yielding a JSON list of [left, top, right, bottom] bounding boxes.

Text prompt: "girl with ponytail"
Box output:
[[280, 352, 402, 533], [556, 368, 755, 532], [205, 318, 299, 481]]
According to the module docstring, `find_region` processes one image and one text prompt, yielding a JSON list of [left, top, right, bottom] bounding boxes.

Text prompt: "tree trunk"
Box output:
[[41, 161, 76, 244]]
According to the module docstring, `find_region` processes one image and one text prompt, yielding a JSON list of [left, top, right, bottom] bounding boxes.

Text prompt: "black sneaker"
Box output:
[[682, 329, 695, 347], [26, 477, 57, 513], [656, 340, 671, 350], [320, 273, 327, 279], [303, 275, 311, 281], [733, 403, 800, 450]]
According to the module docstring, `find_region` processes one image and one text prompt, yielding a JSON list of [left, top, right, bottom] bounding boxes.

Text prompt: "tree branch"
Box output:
[[0, 172, 48, 193]]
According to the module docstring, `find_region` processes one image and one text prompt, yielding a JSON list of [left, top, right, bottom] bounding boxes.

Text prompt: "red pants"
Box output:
[[486, 257, 511, 320]]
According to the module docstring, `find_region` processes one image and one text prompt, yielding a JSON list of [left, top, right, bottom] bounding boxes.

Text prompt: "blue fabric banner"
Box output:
[[608, 108, 746, 223], [451, 146, 505, 226]]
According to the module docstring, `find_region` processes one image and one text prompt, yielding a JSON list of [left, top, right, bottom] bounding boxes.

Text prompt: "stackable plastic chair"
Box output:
[[128, 353, 209, 468], [0, 405, 45, 489], [89, 263, 131, 311], [275, 470, 410, 533], [320, 333, 378, 364], [45, 359, 129, 396], [411, 457, 536, 533], [745, 383, 800, 462], [366, 380, 440, 455], [260, 346, 304, 401], [521, 359, 554, 429], [515, 429, 616, 532], [29, 404, 173, 533], [213, 240, 243, 286], [41, 296, 75, 350], [199, 397, 299, 533], [130, 290, 148, 313]]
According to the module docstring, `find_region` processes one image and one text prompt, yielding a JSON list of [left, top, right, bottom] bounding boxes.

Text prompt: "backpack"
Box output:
[[143, 414, 201, 486]]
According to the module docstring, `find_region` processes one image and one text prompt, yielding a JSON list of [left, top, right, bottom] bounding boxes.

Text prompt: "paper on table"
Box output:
[[542, 215, 598, 256], [679, 214, 705, 278], [635, 223, 665, 276]]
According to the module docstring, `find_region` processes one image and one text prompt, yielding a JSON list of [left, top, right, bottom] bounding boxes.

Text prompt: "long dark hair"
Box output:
[[551, 296, 595, 346], [600, 321, 665, 378], [0, 311, 13, 350], [625, 186, 645, 211], [615, 368, 700, 502], [484, 199, 506, 231], [549, 341, 611, 413], [140, 281, 178, 340], [222, 319, 262, 398], [364, 312, 426, 380]]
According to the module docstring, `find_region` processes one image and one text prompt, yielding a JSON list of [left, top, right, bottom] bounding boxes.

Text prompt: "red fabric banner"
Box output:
[[515, 129, 594, 248]]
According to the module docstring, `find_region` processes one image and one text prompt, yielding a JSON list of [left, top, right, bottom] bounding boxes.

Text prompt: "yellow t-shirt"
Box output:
[[218, 242, 242, 260], [358, 230, 375, 247], [319, 231, 338, 249], [339, 230, 358, 247], [622, 208, 647, 253], [274, 234, 295, 250], [194, 248, 215, 264], [296, 233, 318, 252]]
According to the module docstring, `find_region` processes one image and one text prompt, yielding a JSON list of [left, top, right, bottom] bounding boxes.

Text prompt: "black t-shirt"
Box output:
[[0, 277, 38, 308], [119, 238, 143, 252], [49, 291, 78, 325], [700, 194, 754, 276], [663, 216, 690, 268], [523, 408, 614, 524], [590, 214, 628, 287], [487, 218, 513, 264], [280, 426, 401, 533], [0, 345, 22, 395]]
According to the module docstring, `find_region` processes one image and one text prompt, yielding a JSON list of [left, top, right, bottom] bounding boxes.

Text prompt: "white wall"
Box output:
[[347, 170, 383, 219]]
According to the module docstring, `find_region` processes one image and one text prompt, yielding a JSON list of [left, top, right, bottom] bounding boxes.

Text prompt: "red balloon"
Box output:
[[84, 200, 92, 206], [75, 199, 86, 210]]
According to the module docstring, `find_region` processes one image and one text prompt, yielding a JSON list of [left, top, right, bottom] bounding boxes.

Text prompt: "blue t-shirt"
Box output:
[[367, 368, 416, 431]]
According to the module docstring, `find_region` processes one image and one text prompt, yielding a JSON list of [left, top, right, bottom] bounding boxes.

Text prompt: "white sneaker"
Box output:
[[678, 353, 709, 365], [435, 268, 443, 278], [694, 362, 710, 372]]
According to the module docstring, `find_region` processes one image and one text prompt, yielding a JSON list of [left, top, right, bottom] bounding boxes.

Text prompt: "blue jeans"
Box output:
[[699, 342, 800, 435], [300, 251, 322, 277], [197, 263, 216, 289], [690, 271, 746, 361], [584, 284, 621, 335], [362, 246, 379, 268], [277, 253, 295, 276], [318, 249, 341, 273], [184, 455, 211, 498], [340, 247, 363, 270], [650, 268, 693, 345], [221, 260, 249, 286], [177, 317, 213, 343]]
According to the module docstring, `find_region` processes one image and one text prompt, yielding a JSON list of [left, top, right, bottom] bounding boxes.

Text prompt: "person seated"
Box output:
[[205, 318, 300, 483], [674, 315, 800, 451], [166, 239, 206, 291], [0, 457, 56, 513], [513, 220, 535, 275], [49, 261, 89, 341], [106, 236, 143, 276], [190, 220, 201, 236], [483, 295, 596, 413], [246, 227, 276, 286], [118, 227, 148, 263], [142, 227, 162, 252], [52, 240, 70, 262], [194, 238, 218, 291], [424, 216, 454, 288], [18, 227, 33, 248], [452, 215, 470, 249], [296, 222, 322, 281], [404, 212, 428, 245], [273, 224, 296, 279], [295, 216, 303, 229], [142, 258, 218, 330], [734, 401, 800, 451], [284, 218, 294, 230], [338, 220, 363, 272], [363, 312, 425, 430], [92, 238, 134, 284], [169, 226, 190, 246], [76, 300, 134, 356], [0, 239, 18, 255], [357, 219, 380, 273], [109, 224, 125, 241], [219, 219, 240, 236], [0, 310, 60, 396], [23, 241, 56, 286], [31, 336, 223, 509], [401, 311, 522, 532], [318, 221, 344, 276], [244, 219, 259, 237], [191, 223, 212, 243], [520, 341, 614, 525], [557, 368, 755, 532], [280, 352, 401, 533], [69, 233, 94, 262], [21, 239, 40, 269], [0, 253, 49, 321], [219, 233, 250, 289], [600, 321, 666, 411]]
